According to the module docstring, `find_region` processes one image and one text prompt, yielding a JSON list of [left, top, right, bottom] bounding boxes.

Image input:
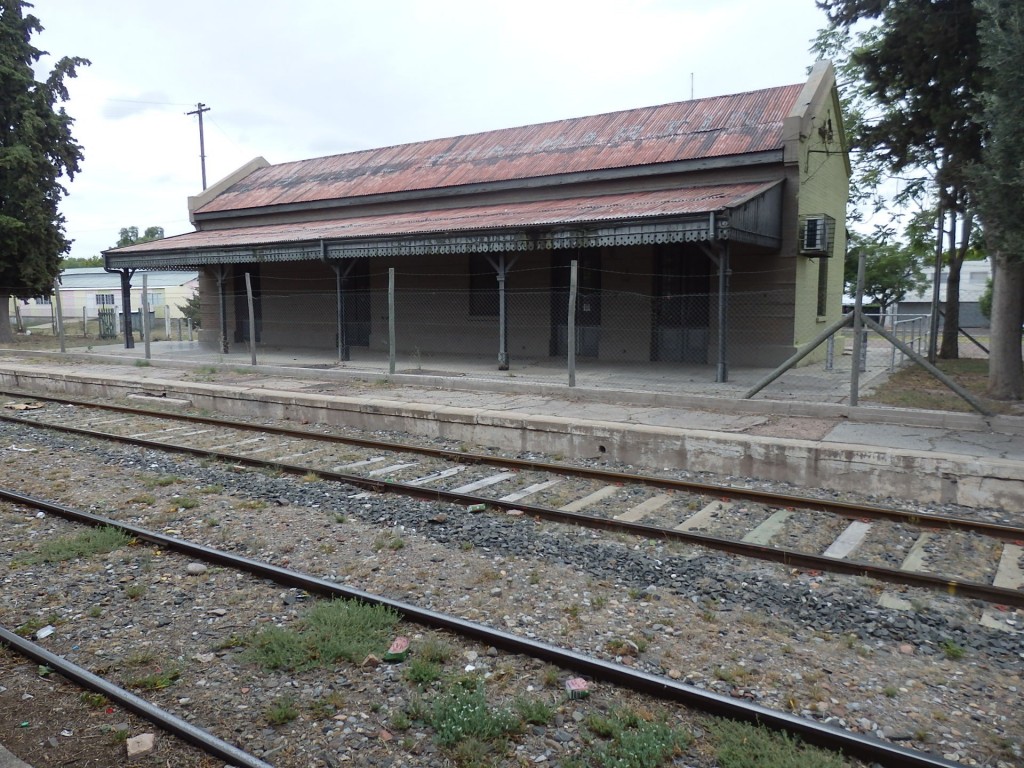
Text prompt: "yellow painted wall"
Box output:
[[793, 89, 849, 362]]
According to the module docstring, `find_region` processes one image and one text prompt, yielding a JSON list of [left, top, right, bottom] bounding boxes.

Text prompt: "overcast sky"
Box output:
[[27, 0, 829, 261]]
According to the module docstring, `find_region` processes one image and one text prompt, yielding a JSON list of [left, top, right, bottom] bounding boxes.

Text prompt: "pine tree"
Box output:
[[0, 0, 88, 342]]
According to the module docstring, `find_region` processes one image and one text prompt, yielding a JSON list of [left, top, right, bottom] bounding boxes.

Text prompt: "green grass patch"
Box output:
[[15, 616, 51, 637], [80, 691, 108, 708], [30, 526, 130, 564], [266, 696, 299, 725], [563, 708, 688, 768], [940, 639, 966, 660], [245, 598, 400, 671], [405, 658, 444, 686], [711, 720, 849, 768], [513, 696, 554, 725], [418, 636, 456, 664], [373, 532, 405, 551], [428, 681, 521, 748], [126, 668, 180, 691]]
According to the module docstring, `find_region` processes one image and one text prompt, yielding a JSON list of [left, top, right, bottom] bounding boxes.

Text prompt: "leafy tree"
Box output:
[[978, 277, 992, 320], [0, 1, 88, 342], [177, 291, 201, 329], [115, 226, 164, 248], [817, 0, 985, 360], [845, 227, 929, 319], [972, 0, 1024, 399], [59, 256, 103, 269]]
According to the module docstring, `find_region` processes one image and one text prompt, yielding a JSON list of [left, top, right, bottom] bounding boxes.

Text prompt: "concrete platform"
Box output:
[[0, 342, 1020, 510], [0, 745, 30, 768]]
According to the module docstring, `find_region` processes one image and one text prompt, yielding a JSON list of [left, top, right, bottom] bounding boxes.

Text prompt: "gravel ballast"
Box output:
[[0, 413, 1021, 767]]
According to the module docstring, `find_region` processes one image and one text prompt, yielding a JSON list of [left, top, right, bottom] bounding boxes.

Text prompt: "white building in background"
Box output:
[[14, 268, 199, 325], [896, 259, 991, 328]]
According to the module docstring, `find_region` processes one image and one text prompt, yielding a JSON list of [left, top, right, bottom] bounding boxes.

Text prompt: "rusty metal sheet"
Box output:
[[114, 182, 779, 255], [194, 85, 802, 215]]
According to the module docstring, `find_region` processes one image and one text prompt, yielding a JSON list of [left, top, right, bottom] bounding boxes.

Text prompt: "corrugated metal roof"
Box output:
[[58, 269, 198, 289], [118, 183, 778, 254], [195, 85, 802, 215]]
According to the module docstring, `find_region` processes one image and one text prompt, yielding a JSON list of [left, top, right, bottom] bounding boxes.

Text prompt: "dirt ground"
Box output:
[[0, 648, 218, 767]]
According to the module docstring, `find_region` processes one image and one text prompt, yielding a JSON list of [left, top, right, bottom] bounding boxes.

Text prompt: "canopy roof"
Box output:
[[107, 181, 782, 268]]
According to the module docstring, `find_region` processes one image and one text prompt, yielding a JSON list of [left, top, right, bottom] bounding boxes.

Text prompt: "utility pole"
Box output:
[[186, 102, 211, 190]]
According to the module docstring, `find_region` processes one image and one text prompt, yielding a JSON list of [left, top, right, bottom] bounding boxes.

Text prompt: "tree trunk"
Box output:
[[0, 298, 13, 344], [987, 253, 1024, 400], [939, 208, 971, 359]]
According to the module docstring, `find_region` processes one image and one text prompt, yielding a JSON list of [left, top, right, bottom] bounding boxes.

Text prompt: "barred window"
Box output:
[[96, 294, 114, 306]]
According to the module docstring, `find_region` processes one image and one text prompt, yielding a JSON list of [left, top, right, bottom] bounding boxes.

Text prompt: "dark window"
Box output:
[[469, 255, 497, 316], [816, 258, 829, 317], [96, 294, 115, 306]]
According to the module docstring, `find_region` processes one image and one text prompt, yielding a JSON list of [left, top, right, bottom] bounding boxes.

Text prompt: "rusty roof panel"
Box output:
[[117, 182, 778, 254], [195, 85, 801, 215]]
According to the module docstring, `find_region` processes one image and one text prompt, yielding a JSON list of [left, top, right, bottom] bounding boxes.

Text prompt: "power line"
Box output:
[[106, 98, 194, 107]]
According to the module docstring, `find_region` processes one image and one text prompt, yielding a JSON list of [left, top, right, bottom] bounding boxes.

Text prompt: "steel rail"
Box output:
[[0, 388, 1018, 541], [0, 625, 273, 768], [0, 489, 965, 768], [2, 412, 1022, 608]]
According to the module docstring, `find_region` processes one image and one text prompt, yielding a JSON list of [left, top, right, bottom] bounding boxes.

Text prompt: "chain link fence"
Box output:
[[12, 267, 990, 396], [215, 267, 920, 383]]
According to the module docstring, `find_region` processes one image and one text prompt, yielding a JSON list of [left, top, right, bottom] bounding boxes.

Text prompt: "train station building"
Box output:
[[104, 61, 849, 378]]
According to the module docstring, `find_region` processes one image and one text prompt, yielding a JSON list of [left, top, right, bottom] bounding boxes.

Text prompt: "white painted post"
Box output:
[[141, 274, 151, 360]]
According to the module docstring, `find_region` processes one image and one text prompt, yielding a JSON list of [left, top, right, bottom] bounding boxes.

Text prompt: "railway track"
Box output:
[[3, 391, 1022, 610], [0, 489, 969, 768]]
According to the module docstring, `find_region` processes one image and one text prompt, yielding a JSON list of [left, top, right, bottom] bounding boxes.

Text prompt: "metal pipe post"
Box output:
[[216, 268, 228, 354], [497, 255, 508, 370], [388, 268, 396, 375], [850, 248, 866, 406], [716, 244, 730, 383], [742, 313, 852, 399], [568, 260, 578, 387], [245, 272, 257, 366], [52, 278, 66, 353]]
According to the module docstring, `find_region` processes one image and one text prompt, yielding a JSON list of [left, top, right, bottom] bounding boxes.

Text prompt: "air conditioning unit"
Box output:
[[799, 214, 834, 256]]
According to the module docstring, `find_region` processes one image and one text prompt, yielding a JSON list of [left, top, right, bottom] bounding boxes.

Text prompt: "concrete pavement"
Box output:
[[0, 341, 1019, 509]]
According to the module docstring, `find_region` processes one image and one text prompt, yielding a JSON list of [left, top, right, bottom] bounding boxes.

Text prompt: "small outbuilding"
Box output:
[[105, 61, 849, 379]]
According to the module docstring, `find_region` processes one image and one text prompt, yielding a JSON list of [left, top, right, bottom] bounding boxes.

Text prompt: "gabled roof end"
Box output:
[[783, 60, 840, 163], [188, 157, 271, 224]]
